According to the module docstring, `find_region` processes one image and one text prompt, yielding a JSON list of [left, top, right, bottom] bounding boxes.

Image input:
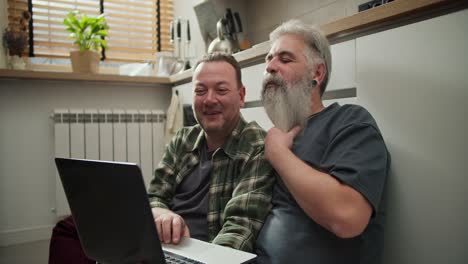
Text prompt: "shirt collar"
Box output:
[[307, 102, 339, 123], [189, 115, 247, 159]]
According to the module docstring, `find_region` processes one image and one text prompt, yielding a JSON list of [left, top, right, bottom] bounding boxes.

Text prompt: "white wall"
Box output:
[[0, 80, 171, 246], [355, 10, 468, 263]]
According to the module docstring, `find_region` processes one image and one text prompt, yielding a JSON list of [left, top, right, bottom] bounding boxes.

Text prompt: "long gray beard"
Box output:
[[261, 73, 314, 132]]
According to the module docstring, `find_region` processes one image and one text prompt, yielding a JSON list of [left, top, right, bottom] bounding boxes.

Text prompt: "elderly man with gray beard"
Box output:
[[255, 20, 390, 264]]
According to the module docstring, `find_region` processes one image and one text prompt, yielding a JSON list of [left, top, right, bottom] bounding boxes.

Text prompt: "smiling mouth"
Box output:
[[203, 111, 221, 116]]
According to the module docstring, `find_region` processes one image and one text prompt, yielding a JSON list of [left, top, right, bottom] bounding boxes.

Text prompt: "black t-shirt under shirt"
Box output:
[[170, 143, 213, 242], [256, 103, 390, 264]]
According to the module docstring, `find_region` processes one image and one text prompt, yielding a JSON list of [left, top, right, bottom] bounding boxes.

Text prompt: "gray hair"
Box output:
[[269, 19, 332, 96]]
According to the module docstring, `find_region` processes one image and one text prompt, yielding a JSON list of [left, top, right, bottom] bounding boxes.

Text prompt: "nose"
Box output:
[[266, 58, 278, 74], [203, 89, 217, 105]]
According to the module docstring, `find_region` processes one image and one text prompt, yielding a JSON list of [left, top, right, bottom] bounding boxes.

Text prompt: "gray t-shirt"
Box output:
[[170, 143, 213, 241], [256, 103, 390, 264]]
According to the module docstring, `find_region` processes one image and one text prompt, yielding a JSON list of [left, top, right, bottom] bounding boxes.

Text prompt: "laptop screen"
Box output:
[[55, 158, 166, 263]]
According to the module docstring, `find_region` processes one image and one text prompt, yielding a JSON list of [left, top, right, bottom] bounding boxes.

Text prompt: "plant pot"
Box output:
[[7, 55, 27, 70], [70, 50, 101, 73]]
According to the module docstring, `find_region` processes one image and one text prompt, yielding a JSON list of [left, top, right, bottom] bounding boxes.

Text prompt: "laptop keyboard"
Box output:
[[164, 250, 205, 264]]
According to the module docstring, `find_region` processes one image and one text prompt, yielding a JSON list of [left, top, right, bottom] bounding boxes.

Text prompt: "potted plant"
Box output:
[[63, 10, 109, 73], [2, 11, 31, 69]]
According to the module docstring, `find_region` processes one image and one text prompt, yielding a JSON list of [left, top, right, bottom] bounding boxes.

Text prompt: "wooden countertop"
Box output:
[[1, 0, 466, 86]]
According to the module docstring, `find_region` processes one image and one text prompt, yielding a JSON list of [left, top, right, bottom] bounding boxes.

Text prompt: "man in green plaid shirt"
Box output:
[[148, 53, 274, 253]]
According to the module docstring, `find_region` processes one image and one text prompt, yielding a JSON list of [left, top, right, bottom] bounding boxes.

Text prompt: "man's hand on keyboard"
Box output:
[[152, 207, 191, 244]]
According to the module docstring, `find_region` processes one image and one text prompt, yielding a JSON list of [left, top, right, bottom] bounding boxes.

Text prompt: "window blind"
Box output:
[[6, 0, 173, 63], [159, 0, 173, 52], [104, 0, 158, 62]]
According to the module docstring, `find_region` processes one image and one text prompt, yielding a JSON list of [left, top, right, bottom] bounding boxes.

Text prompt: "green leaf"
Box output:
[[63, 18, 71, 28], [97, 30, 108, 37], [63, 10, 109, 52]]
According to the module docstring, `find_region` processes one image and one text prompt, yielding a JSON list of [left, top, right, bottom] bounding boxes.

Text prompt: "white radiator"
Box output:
[[53, 109, 166, 216]]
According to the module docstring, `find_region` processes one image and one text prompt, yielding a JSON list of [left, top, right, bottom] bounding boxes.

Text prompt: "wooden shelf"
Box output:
[[321, 0, 467, 41], [0, 69, 171, 86]]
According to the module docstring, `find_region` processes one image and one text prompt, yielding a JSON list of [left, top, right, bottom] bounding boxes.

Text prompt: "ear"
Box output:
[[312, 63, 326, 87], [239, 86, 246, 108]]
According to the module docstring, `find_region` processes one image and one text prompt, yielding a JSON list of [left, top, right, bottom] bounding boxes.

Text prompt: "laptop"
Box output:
[[55, 157, 257, 264]]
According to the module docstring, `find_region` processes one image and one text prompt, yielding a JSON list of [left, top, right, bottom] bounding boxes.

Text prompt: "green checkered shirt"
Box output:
[[148, 116, 274, 252]]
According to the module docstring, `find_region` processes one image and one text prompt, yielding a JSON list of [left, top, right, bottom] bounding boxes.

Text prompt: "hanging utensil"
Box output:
[[225, 8, 236, 41], [207, 18, 239, 54], [171, 18, 184, 74], [234, 12, 251, 50], [169, 20, 175, 58], [184, 19, 191, 70]]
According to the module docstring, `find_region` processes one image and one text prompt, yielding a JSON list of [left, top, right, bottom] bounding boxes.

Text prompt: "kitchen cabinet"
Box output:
[[327, 39, 356, 91], [173, 82, 193, 105]]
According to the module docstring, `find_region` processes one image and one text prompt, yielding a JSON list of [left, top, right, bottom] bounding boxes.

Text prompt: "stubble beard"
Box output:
[[261, 73, 314, 132]]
